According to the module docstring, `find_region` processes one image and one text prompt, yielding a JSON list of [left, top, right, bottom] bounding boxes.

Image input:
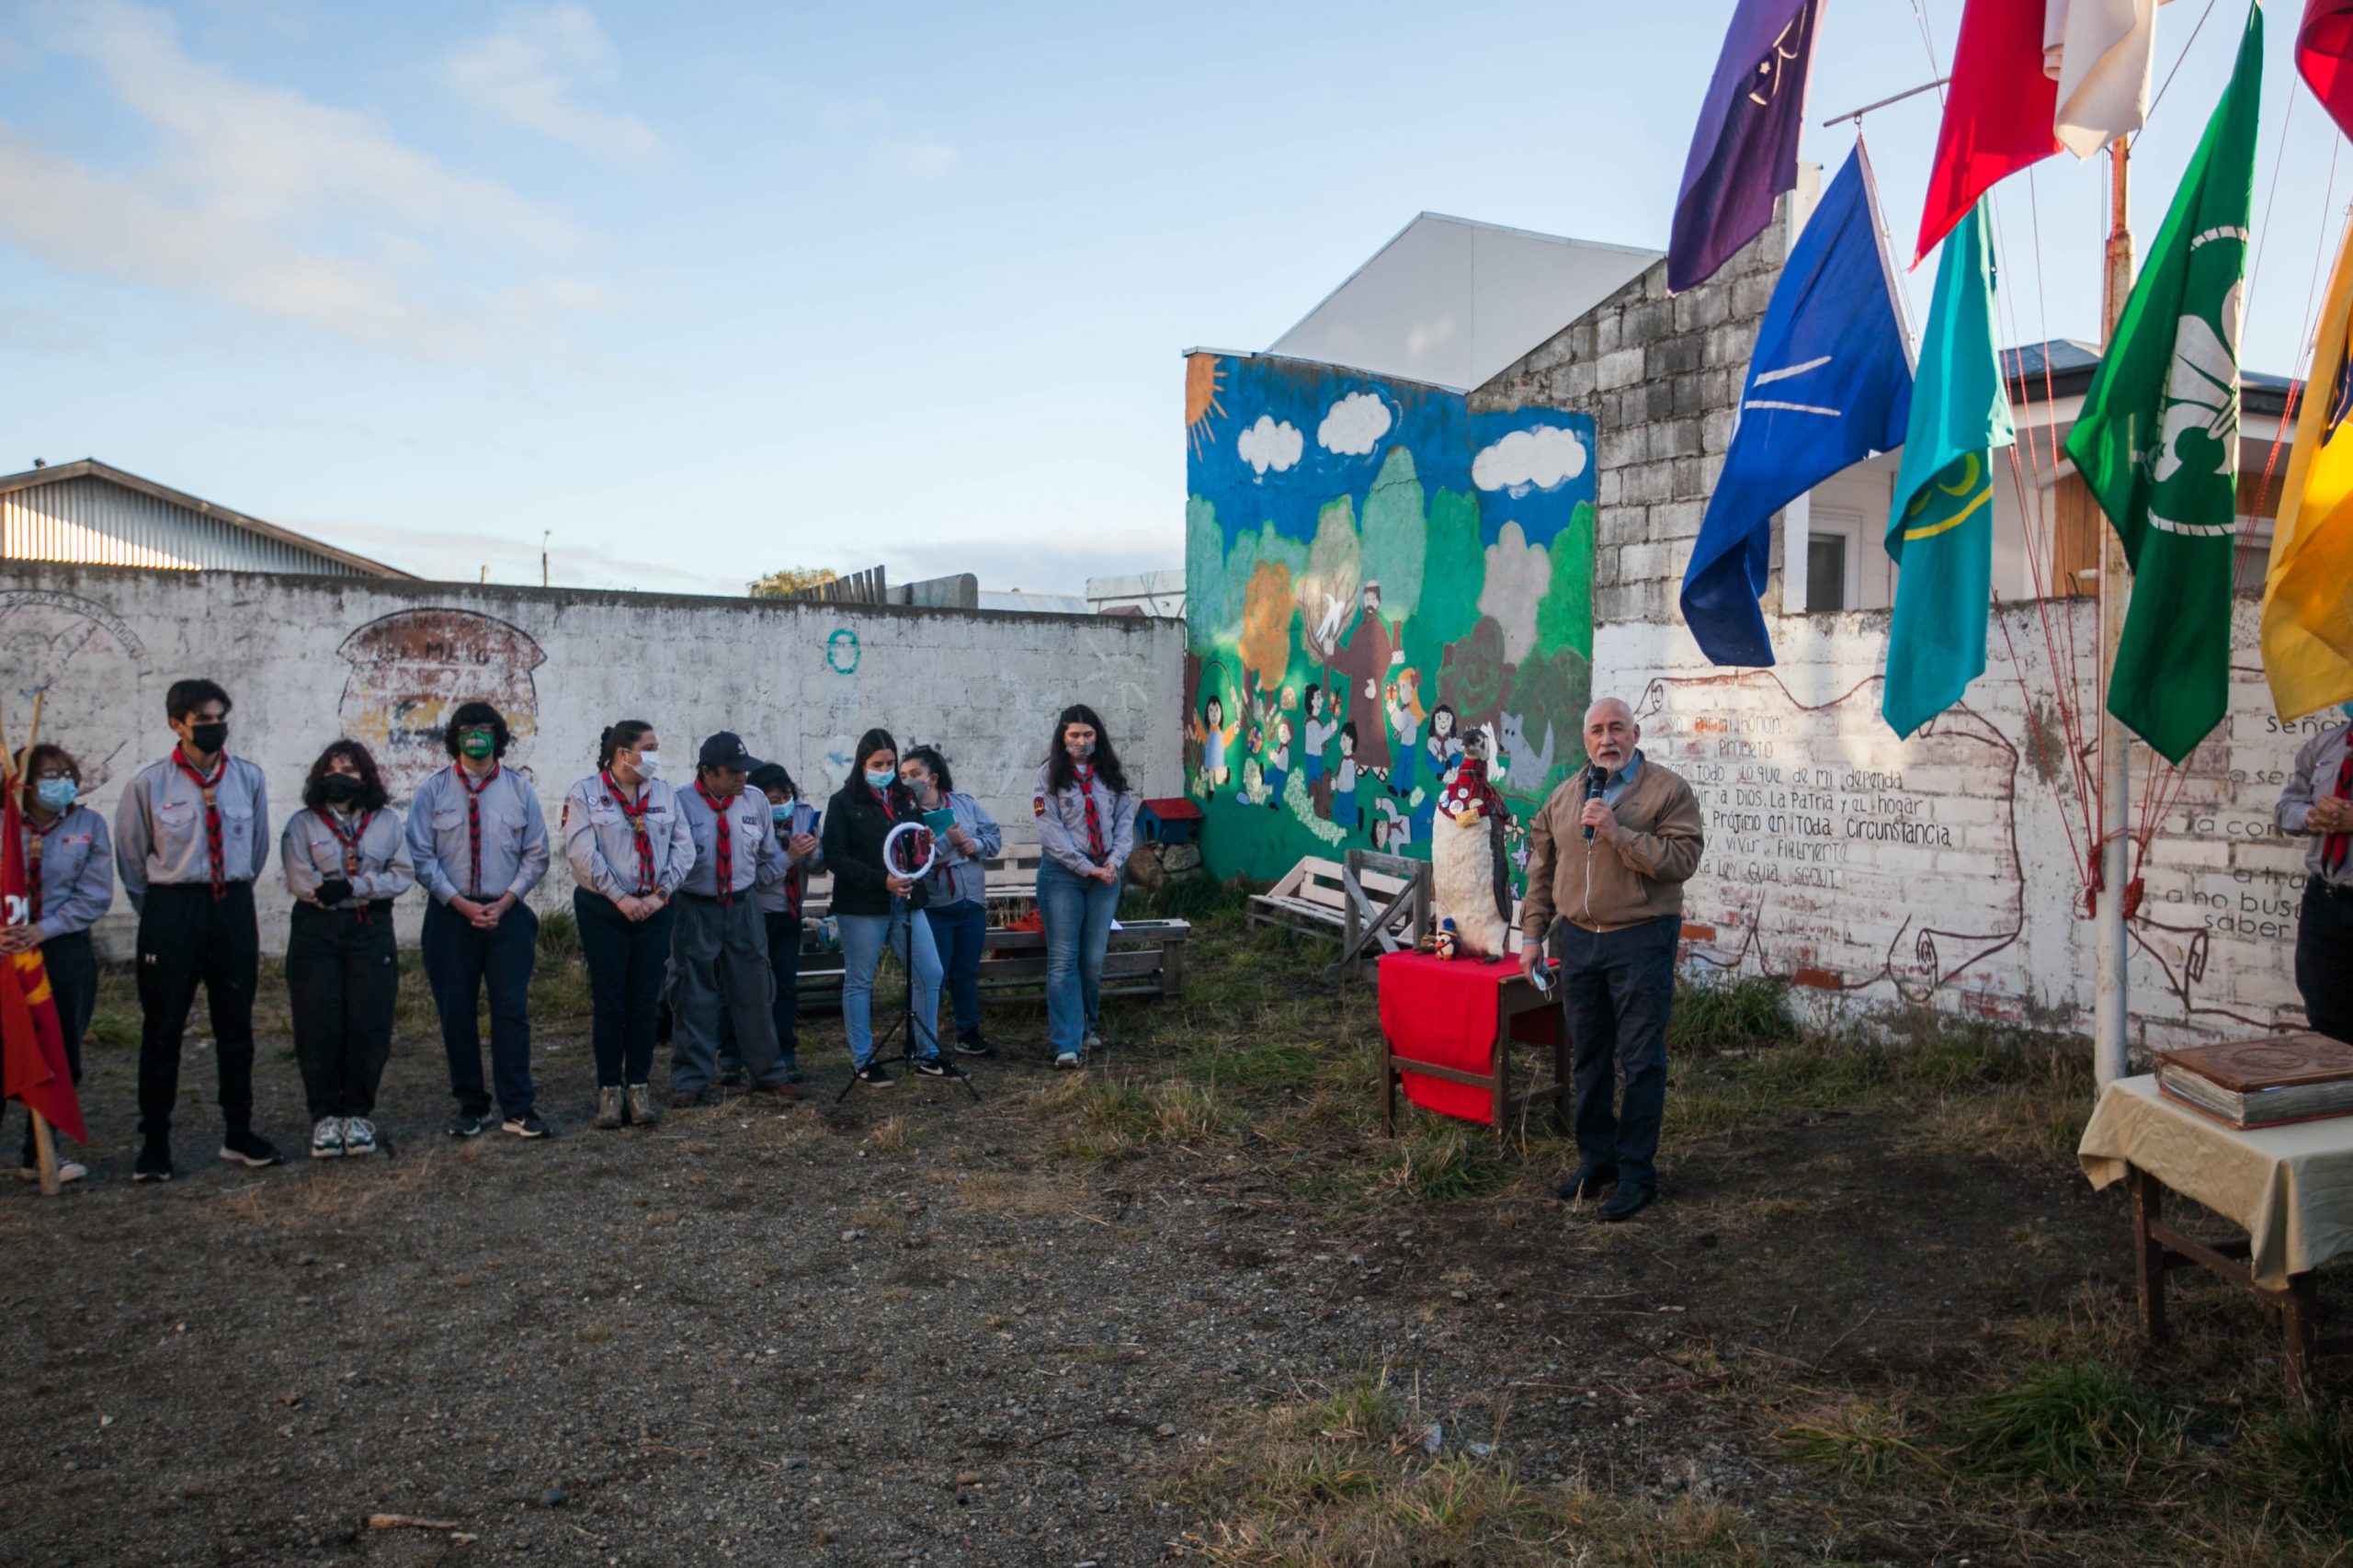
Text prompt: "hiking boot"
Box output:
[[220, 1128, 284, 1168], [502, 1112, 551, 1140], [309, 1117, 345, 1160], [595, 1087, 625, 1130], [626, 1085, 660, 1127], [341, 1118, 378, 1157], [133, 1140, 174, 1183], [446, 1110, 487, 1139], [856, 1062, 895, 1088]]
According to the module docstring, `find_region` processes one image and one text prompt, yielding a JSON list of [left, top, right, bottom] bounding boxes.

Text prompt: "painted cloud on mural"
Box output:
[[1479, 521, 1552, 665], [1471, 426, 1588, 495], [1317, 392, 1393, 456], [1236, 415, 1304, 475]]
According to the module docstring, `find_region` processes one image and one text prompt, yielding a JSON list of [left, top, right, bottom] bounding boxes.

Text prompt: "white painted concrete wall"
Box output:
[[0, 564, 1184, 956]]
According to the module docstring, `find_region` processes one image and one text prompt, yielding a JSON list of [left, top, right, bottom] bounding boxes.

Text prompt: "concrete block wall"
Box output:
[[0, 564, 1183, 957]]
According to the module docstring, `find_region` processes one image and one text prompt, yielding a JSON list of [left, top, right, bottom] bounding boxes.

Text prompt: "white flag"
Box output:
[[2043, 0, 2171, 159]]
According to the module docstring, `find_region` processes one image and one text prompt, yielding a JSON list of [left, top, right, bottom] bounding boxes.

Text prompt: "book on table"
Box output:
[[2154, 1033, 2353, 1130]]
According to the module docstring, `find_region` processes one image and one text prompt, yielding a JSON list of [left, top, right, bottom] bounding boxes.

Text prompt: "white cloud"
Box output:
[[1471, 426, 1588, 495], [1479, 520, 1552, 665], [1317, 392, 1392, 456], [0, 1, 597, 354], [870, 137, 960, 185], [443, 5, 662, 163], [1235, 415, 1303, 475]]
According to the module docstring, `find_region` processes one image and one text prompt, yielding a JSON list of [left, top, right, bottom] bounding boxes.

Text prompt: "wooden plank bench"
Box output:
[[802, 844, 1046, 921], [1252, 853, 1528, 974], [791, 917, 1190, 1013]]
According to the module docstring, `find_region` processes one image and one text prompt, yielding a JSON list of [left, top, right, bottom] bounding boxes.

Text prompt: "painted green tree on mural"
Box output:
[[1358, 448, 1427, 614]]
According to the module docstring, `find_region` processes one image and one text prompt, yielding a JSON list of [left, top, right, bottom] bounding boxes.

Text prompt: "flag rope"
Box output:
[[2132, 0, 2222, 151]]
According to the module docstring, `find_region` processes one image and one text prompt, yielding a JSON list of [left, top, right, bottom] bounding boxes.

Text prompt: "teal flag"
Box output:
[[1882, 203, 2015, 738], [2063, 5, 2261, 765]]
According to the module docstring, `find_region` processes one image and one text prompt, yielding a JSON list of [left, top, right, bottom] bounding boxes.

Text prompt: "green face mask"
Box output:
[[461, 731, 494, 760]]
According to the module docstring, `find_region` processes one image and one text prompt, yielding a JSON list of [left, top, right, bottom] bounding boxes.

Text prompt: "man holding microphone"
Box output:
[[1520, 697, 1705, 1221]]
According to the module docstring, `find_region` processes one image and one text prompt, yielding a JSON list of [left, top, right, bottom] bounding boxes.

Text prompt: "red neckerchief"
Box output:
[[782, 804, 810, 918], [2328, 752, 2353, 877], [320, 806, 379, 924], [455, 762, 501, 899], [1073, 764, 1107, 863], [1438, 756, 1505, 824], [172, 746, 228, 901], [602, 769, 656, 895], [694, 780, 735, 907], [23, 809, 64, 922]]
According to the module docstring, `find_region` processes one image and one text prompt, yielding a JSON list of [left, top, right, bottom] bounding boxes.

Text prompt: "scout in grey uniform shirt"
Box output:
[[563, 775, 694, 900], [115, 753, 270, 906], [1032, 761, 1138, 876], [407, 765, 551, 905], [668, 777, 791, 1096], [282, 808, 417, 904], [24, 804, 112, 941], [2278, 718, 2353, 1042], [927, 791, 1003, 907]]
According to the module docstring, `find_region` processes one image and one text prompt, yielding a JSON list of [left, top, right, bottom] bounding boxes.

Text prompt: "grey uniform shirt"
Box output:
[[405, 764, 551, 905], [23, 805, 113, 940], [926, 791, 1003, 907], [675, 782, 786, 901], [2278, 722, 2353, 886], [114, 753, 270, 911], [756, 801, 824, 916], [563, 775, 695, 902], [1031, 762, 1137, 877], [282, 807, 417, 905]]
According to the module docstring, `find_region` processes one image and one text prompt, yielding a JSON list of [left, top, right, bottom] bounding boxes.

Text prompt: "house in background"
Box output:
[[0, 459, 411, 579]]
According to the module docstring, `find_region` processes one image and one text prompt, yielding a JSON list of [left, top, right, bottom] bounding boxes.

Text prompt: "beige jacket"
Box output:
[[1521, 754, 1705, 937]]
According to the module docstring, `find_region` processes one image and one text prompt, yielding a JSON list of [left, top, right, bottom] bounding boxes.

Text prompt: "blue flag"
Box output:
[[1670, 0, 1821, 293], [1679, 147, 1915, 667]]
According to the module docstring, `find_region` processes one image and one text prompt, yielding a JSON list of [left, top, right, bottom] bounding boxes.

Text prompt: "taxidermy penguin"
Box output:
[[1429, 731, 1512, 961]]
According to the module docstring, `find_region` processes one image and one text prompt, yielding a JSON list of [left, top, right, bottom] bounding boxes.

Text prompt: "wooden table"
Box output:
[[1376, 950, 1569, 1140]]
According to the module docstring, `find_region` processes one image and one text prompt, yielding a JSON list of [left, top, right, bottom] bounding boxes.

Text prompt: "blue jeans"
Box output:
[[575, 891, 673, 1088], [422, 896, 539, 1118], [927, 897, 988, 1038], [1554, 914, 1677, 1188], [839, 900, 942, 1067], [1039, 861, 1119, 1053]]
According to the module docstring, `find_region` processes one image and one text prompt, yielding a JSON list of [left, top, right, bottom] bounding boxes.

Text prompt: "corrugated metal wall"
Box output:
[[0, 475, 365, 576]]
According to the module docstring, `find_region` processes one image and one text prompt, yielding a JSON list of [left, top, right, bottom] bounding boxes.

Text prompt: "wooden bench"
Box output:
[[1251, 853, 1527, 979], [791, 917, 1190, 1013], [802, 845, 1046, 921]]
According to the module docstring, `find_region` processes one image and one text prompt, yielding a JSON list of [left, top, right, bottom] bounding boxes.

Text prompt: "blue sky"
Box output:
[[0, 0, 2335, 597]]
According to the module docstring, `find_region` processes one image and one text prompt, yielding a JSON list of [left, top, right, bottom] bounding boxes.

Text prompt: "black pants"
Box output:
[[136, 881, 259, 1141], [286, 902, 399, 1120], [2297, 881, 2353, 1043], [421, 898, 539, 1119], [576, 891, 674, 1088], [13, 929, 94, 1163], [720, 911, 803, 1065], [1553, 914, 1677, 1188]]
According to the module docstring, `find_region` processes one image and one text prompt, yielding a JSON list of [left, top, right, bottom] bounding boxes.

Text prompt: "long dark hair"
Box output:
[[1045, 704, 1129, 795], [444, 701, 510, 758], [843, 727, 915, 817], [302, 739, 390, 813], [597, 720, 654, 769], [902, 744, 954, 795]]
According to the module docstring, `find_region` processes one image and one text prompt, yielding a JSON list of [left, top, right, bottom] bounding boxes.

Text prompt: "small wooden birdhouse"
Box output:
[[1137, 797, 1204, 846]]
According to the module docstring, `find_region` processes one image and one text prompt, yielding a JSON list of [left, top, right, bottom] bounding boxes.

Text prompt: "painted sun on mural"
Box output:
[[1184, 352, 1598, 886]]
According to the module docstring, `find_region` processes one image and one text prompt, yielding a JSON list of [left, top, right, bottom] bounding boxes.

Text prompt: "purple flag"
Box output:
[[1669, 0, 1819, 294]]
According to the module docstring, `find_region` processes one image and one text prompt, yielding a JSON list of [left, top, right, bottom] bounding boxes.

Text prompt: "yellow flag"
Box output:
[[2264, 213, 2353, 719]]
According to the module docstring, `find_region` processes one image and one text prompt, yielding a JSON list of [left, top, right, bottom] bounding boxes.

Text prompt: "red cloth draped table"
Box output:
[[1377, 950, 1570, 1136]]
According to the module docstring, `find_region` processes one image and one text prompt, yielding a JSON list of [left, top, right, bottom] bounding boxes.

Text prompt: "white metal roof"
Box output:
[[0, 459, 411, 578]]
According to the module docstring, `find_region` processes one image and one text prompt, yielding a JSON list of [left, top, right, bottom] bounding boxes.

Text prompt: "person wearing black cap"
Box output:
[[668, 732, 796, 1108]]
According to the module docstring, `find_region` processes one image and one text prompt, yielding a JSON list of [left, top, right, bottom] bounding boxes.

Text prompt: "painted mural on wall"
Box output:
[[0, 588, 152, 792], [336, 609, 546, 800], [1184, 352, 1597, 883]]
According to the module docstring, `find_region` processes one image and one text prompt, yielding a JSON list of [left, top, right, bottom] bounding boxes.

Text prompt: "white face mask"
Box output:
[[633, 749, 662, 779]]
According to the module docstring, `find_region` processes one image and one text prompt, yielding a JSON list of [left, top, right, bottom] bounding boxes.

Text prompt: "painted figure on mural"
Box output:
[[1386, 666, 1427, 801], [1336, 722, 1366, 832], [1326, 581, 1397, 777], [1263, 717, 1291, 812], [1302, 684, 1336, 797], [1412, 702, 1463, 842], [1190, 693, 1240, 800]]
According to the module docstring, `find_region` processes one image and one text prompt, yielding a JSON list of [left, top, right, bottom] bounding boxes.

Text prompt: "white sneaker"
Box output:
[[1054, 1051, 1080, 1070], [16, 1159, 85, 1184], [1083, 1028, 1104, 1050], [340, 1117, 377, 1156], [309, 1117, 345, 1159]]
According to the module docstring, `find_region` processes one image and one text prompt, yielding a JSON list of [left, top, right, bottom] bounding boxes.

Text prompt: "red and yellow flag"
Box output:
[[2264, 210, 2353, 719], [2, 783, 84, 1144]]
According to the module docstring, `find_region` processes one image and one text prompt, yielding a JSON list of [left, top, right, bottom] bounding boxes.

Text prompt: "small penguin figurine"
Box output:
[[1428, 731, 1512, 962]]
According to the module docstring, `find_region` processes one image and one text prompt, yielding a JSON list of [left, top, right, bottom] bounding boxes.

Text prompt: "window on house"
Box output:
[[1807, 532, 1848, 612]]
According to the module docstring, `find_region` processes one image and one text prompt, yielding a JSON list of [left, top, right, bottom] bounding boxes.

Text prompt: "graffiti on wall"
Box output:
[[1183, 353, 1597, 882], [336, 609, 546, 800], [0, 589, 152, 790]]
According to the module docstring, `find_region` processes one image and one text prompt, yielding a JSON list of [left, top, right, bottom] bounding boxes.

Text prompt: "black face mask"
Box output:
[[189, 722, 228, 754], [320, 775, 363, 805]]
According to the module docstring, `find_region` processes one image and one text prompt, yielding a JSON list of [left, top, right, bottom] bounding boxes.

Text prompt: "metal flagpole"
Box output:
[[2095, 137, 2134, 1089]]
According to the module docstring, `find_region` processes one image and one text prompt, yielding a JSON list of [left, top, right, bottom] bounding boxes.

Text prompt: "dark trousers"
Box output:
[[668, 893, 783, 1095], [14, 930, 94, 1162], [720, 911, 803, 1067], [136, 881, 259, 1141], [421, 897, 539, 1118], [1554, 914, 1677, 1188], [927, 897, 987, 1037], [2297, 881, 2353, 1043], [576, 891, 673, 1089], [286, 902, 399, 1120]]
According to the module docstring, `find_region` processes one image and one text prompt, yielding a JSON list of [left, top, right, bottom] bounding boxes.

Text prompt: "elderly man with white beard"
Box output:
[[1519, 698, 1705, 1221]]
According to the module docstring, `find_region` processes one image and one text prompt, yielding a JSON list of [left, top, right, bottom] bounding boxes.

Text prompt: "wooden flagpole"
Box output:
[[1, 690, 62, 1196], [2094, 139, 2134, 1090]]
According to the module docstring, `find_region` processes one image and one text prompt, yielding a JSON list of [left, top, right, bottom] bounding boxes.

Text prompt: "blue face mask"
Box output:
[[770, 804, 792, 825], [34, 778, 75, 813], [865, 767, 897, 790]]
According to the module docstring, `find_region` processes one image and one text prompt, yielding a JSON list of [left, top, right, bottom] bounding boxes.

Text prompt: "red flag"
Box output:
[[1915, 0, 2062, 265], [2302, 0, 2353, 142], [3, 787, 85, 1145]]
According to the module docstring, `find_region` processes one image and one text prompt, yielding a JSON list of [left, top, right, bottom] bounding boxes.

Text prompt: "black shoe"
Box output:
[[1599, 1184, 1656, 1223], [717, 1064, 745, 1087], [914, 1056, 949, 1077], [446, 1111, 487, 1139], [953, 1032, 993, 1057], [502, 1112, 551, 1139], [133, 1141, 174, 1183], [779, 1062, 805, 1085], [1553, 1163, 1618, 1202], [219, 1129, 283, 1168], [856, 1063, 894, 1087]]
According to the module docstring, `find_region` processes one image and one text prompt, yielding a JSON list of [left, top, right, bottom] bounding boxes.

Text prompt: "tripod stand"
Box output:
[[836, 901, 980, 1102]]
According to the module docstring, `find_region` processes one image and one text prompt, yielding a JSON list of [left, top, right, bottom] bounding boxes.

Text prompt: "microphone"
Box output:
[[1582, 762, 1608, 841]]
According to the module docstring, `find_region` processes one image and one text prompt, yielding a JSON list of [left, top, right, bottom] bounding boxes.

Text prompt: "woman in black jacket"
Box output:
[[820, 728, 945, 1085]]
